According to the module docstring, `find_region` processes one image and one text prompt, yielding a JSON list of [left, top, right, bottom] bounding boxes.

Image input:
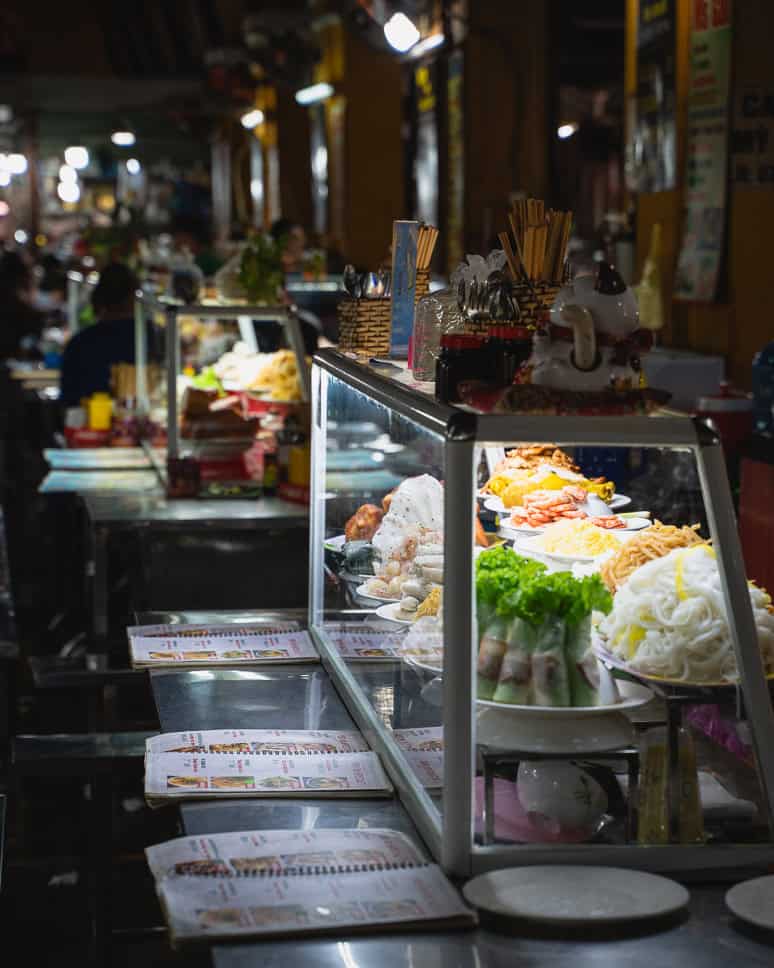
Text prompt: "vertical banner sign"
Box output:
[[674, 0, 732, 302], [732, 87, 774, 188], [390, 220, 419, 358], [446, 48, 465, 273], [414, 64, 439, 228], [634, 0, 677, 192]]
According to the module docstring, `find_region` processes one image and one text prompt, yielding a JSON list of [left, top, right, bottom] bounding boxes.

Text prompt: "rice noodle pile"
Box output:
[[600, 520, 703, 593], [598, 544, 774, 683]]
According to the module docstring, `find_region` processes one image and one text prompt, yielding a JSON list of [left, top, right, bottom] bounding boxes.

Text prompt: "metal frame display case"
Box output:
[[134, 293, 310, 458], [309, 349, 774, 878]]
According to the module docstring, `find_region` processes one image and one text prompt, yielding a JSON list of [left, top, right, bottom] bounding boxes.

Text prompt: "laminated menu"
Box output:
[[393, 727, 444, 789], [127, 623, 318, 668], [324, 623, 408, 660], [145, 749, 392, 806], [146, 729, 370, 756], [145, 827, 476, 944]]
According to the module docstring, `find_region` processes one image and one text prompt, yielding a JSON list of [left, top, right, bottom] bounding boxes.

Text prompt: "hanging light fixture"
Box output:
[[384, 12, 420, 53]]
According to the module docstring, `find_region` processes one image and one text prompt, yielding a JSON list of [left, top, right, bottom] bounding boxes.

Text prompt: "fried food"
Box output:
[[344, 504, 384, 542], [600, 520, 703, 593]]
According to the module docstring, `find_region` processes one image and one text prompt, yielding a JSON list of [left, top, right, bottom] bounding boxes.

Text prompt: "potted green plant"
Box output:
[[238, 231, 284, 304]]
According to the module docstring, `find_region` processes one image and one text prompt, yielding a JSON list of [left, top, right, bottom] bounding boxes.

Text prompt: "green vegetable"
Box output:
[[238, 232, 284, 304], [190, 366, 224, 393]]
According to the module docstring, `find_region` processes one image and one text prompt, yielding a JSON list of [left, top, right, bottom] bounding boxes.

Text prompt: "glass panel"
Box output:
[[314, 372, 447, 825], [473, 439, 771, 852]]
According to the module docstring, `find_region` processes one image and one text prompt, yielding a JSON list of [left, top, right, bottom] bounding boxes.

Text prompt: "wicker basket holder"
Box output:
[[337, 268, 432, 358], [510, 280, 562, 329]]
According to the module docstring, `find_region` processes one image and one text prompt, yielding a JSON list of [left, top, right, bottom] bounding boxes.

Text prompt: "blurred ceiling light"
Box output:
[[557, 122, 579, 139], [126, 158, 141, 175], [295, 82, 334, 106], [384, 12, 420, 52], [0, 171, 10, 187], [14, 229, 27, 244], [7, 153, 27, 174], [0, 201, 9, 216], [407, 32, 445, 58], [64, 146, 89, 169], [111, 130, 136, 147], [59, 164, 78, 183], [240, 109, 265, 129], [0, 105, 12, 124], [57, 180, 80, 203]]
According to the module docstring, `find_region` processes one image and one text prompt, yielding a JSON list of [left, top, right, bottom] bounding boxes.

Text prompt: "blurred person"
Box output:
[[59, 262, 147, 408], [0, 250, 46, 360], [270, 217, 307, 274]]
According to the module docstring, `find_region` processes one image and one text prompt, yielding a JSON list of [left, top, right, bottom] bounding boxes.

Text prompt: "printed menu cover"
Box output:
[[145, 750, 392, 806], [323, 623, 408, 661], [127, 623, 318, 668], [146, 827, 475, 945], [146, 827, 426, 880], [393, 727, 444, 790], [146, 729, 370, 756]]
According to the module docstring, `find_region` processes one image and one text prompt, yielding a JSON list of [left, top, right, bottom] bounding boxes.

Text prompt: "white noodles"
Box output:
[[597, 544, 774, 682]]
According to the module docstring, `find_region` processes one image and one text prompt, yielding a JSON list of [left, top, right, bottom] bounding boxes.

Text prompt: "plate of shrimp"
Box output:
[[494, 486, 647, 535]]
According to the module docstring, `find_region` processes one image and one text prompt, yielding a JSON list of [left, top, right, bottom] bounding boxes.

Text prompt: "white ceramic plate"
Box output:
[[499, 516, 650, 538], [511, 529, 631, 565], [482, 492, 631, 516], [726, 876, 774, 931], [475, 685, 652, 717], [324, 534, 347, 551], [462, 866, 689, 926], [374, 602, 418, 625], [354, 583, 400, 604]]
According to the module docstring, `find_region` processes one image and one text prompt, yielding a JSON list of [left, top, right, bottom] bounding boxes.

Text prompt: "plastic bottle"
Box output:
[[87, 392, 113, 431]]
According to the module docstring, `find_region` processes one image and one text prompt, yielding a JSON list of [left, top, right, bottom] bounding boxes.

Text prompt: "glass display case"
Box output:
[[309, 349, 774, 877]]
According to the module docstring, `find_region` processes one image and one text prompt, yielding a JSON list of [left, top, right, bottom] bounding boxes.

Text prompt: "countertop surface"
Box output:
[[147, 610, 774, 968], [81, 493, 309, 527]]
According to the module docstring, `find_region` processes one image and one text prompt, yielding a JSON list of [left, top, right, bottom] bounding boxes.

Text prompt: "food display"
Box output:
[[596, 544, 774, 684], [507, 486, 625, 530], [475, 546, 612, 706], [529, 518, 626, 559], [600, 521, 703, 593], [483, 445, 615, 509], [196, 343, 307, 402], [249, 349, 307, 402]]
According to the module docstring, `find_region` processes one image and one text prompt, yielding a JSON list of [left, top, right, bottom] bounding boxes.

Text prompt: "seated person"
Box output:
[[59, 262, 151, 408]]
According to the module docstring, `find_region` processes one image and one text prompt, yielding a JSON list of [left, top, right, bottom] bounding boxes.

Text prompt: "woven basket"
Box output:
[[337, 269, 432, 358], [510, 280, 562, 329]]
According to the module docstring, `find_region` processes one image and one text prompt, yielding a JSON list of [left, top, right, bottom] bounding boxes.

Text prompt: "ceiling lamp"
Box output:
[[59, 164, 78, 183], [0, 171, 10, 187], [111, 130, 136, 147], [57, 181, 81, 203], [557, 123, 579, 139], [384, 12, 420, 53], [126, 158, 141, 175], [240, 109, 265, 129], [64, 146, 89, 169], [295, 82, 334, 106], [7, 153, 27, 174], [407, 32, 444, 58]]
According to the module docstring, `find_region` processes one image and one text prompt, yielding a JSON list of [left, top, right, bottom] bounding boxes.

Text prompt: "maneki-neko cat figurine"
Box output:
[[524, 263, 652, 392]]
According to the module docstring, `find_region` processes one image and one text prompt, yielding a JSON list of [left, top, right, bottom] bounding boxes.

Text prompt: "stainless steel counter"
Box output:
[[81, 494, 308, 528], [147, 610, 774, 967]]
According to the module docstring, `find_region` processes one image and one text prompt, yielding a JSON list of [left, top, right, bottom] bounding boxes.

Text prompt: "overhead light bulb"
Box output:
[[408, 33, 445, 58], [0, 171, 9, 187], [57, 181, 81, 203], [64, 146, 89, 169], [384, 12, 420, 53], [7, 153, 27, 174], [295, 83, 334, 106], [59, 164, 78, 183], [126, 158, 141, 175], [111, 130, 136, 147], [557, 123, 579, 139], [240, 109, 264, 129], [14, 229, 28, 244]]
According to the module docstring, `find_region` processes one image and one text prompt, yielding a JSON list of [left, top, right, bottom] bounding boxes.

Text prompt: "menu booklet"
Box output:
[[146, 827, 476, 945], [393, 727, 444, 789], [144, 730, 392, 806], [127, 623, 318, 668]]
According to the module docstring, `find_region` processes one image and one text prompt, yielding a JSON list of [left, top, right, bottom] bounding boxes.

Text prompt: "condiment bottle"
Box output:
[[87, 392, 113, 430], [487, 325, 534, 388], [435, 334, 486, 404]]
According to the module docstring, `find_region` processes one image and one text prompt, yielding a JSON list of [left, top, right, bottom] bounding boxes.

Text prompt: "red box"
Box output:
[[64, 427, 112, 448]]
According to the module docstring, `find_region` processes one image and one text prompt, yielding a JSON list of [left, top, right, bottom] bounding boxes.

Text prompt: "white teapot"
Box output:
[[528, 263, 647, 392]]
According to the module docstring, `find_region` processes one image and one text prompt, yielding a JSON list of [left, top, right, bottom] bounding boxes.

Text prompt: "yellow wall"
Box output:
[[628, 0, 774, 388]]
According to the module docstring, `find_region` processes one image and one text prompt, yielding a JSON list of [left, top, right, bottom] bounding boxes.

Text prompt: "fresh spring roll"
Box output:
[[566, 615, 600, 707], [477, 616, 508, 700], [531, 616, 570, 706], [492, 618, 534, 705]]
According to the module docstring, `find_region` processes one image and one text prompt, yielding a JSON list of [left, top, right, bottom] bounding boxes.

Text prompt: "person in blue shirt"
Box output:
[[59, 262, 144, 409]]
